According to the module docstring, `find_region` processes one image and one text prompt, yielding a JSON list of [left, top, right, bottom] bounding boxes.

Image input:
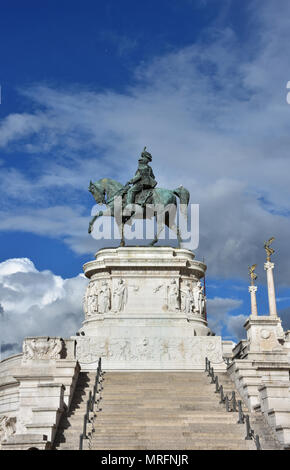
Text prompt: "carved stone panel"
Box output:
[[23, 337, 63, 360], [0, 416, 16, 444], [76, 336, 223, 367]]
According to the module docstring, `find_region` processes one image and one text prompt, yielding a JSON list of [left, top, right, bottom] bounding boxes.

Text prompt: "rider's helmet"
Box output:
[[140, 146, 152, 162]]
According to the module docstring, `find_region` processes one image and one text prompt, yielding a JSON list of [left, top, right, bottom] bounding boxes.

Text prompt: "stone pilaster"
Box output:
[[248, 285, 258, 317], [264, 261, 278, 317]]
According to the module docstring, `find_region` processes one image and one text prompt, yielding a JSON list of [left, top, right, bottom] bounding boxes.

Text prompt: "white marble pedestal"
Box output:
[[74, 247, 225, 371]]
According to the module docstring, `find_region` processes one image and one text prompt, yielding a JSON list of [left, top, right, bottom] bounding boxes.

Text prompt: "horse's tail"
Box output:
[[173, 186, 190, 218]]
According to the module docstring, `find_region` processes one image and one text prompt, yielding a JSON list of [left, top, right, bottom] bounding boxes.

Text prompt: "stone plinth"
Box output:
[[0, 337, 80, 449], [75, 247, 225, 371], [244, 316, 285, 355]]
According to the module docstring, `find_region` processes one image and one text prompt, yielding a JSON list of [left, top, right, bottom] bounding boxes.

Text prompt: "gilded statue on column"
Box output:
[[248, 264, 257, 285], [264, 237, 275, 262]]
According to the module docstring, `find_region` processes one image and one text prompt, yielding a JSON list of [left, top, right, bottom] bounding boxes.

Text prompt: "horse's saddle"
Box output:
[[135, 188, 154, 206], [121, 188, 154, 207]]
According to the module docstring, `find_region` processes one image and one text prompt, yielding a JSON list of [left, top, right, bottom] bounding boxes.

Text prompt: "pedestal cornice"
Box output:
[[83, 247, 206, 279]]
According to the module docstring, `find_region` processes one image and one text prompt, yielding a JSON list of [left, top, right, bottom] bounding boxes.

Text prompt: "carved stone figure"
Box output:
[[119, 340, 131, 360], [98, 280, 111, 313], [160, 339, 179, 361], [51, 338, 64, 358], [107, 339, 131, 361], [113, 279, 128, 312], [86, 281, 99, 316], [193, 281, 204, 314], [135, 337, 152, 361], [0, 416, 16, 443], [167, 279, 180, 311], [23, 338, 36, 359], [180, 281, 194, 313], [83, 291, 88, 317], [23, 337, 63, 360], [76, 338, 107, 363]]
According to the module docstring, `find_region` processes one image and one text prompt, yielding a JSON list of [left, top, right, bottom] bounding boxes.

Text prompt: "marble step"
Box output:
[[54, 371, 280, 450]]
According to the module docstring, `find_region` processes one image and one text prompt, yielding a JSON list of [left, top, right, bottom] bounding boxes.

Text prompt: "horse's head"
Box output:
[[88, 180, 105, 204]]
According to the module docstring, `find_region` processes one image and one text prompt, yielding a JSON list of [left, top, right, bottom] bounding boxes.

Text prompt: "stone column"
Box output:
[[264, 261, 278, 317], [248, 285, 258, 317]]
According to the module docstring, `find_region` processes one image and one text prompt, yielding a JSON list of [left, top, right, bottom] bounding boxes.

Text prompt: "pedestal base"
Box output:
[[75, 247, 225, 371]]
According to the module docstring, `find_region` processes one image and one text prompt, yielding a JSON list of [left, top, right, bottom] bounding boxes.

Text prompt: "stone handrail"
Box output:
[[79, 357, 102, 450], [205, 357, 261, 450]]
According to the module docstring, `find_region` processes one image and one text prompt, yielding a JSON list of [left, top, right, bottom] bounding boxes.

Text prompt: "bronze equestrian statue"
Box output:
[[88, 148, 190, 247]]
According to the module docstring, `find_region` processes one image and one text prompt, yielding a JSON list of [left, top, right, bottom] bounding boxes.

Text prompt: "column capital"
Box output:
[[264, 261, 274, 271], [248, 285, 257, 293]]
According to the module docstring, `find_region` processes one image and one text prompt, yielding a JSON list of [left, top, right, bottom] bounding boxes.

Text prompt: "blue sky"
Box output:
[[1, 0, 290, 356]]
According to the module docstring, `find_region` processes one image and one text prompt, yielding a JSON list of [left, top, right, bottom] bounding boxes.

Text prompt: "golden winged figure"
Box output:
[[264, 237, 275, 262], [248, 264, 257, 284]]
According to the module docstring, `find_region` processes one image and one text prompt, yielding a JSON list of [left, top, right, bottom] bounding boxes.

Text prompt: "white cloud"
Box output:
[[0, 257, 37, 277], [207, 296, 243, 336], [278, 307, 290, 331], [227, 314, 248, 341], [0, 258, 87, 359]]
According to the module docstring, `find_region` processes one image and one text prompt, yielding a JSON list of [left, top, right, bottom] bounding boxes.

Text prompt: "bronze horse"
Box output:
[[88, 178, 190, 247]]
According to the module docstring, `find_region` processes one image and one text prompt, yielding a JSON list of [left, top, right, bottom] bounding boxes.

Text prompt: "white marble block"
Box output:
[[74, 247, 225, 370]]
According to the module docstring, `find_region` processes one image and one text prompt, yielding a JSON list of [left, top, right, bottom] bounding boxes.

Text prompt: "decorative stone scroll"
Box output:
[[0, 416, 16, 443], [23, 337, 63, 360]]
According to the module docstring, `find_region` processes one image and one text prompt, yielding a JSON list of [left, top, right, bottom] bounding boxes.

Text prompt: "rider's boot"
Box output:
[[126, 189, 138, 205]]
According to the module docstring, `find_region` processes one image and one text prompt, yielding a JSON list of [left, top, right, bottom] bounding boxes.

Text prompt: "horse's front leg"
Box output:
[[176, 225, 182, 248], [150, 214, 164, 246], [88, 211, 103, 234], [167, 219, 182, 248], [120, 222, 125, 247]]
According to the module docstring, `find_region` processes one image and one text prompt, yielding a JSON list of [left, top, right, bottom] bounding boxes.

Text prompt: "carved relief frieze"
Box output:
[[76, 336, 223, 364]]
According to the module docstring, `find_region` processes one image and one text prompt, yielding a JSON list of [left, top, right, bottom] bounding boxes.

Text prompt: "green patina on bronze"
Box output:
[[88, 147, 190, 247]]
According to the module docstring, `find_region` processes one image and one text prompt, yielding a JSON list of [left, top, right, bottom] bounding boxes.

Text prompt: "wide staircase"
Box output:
[[54, 369, 282, 450]]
